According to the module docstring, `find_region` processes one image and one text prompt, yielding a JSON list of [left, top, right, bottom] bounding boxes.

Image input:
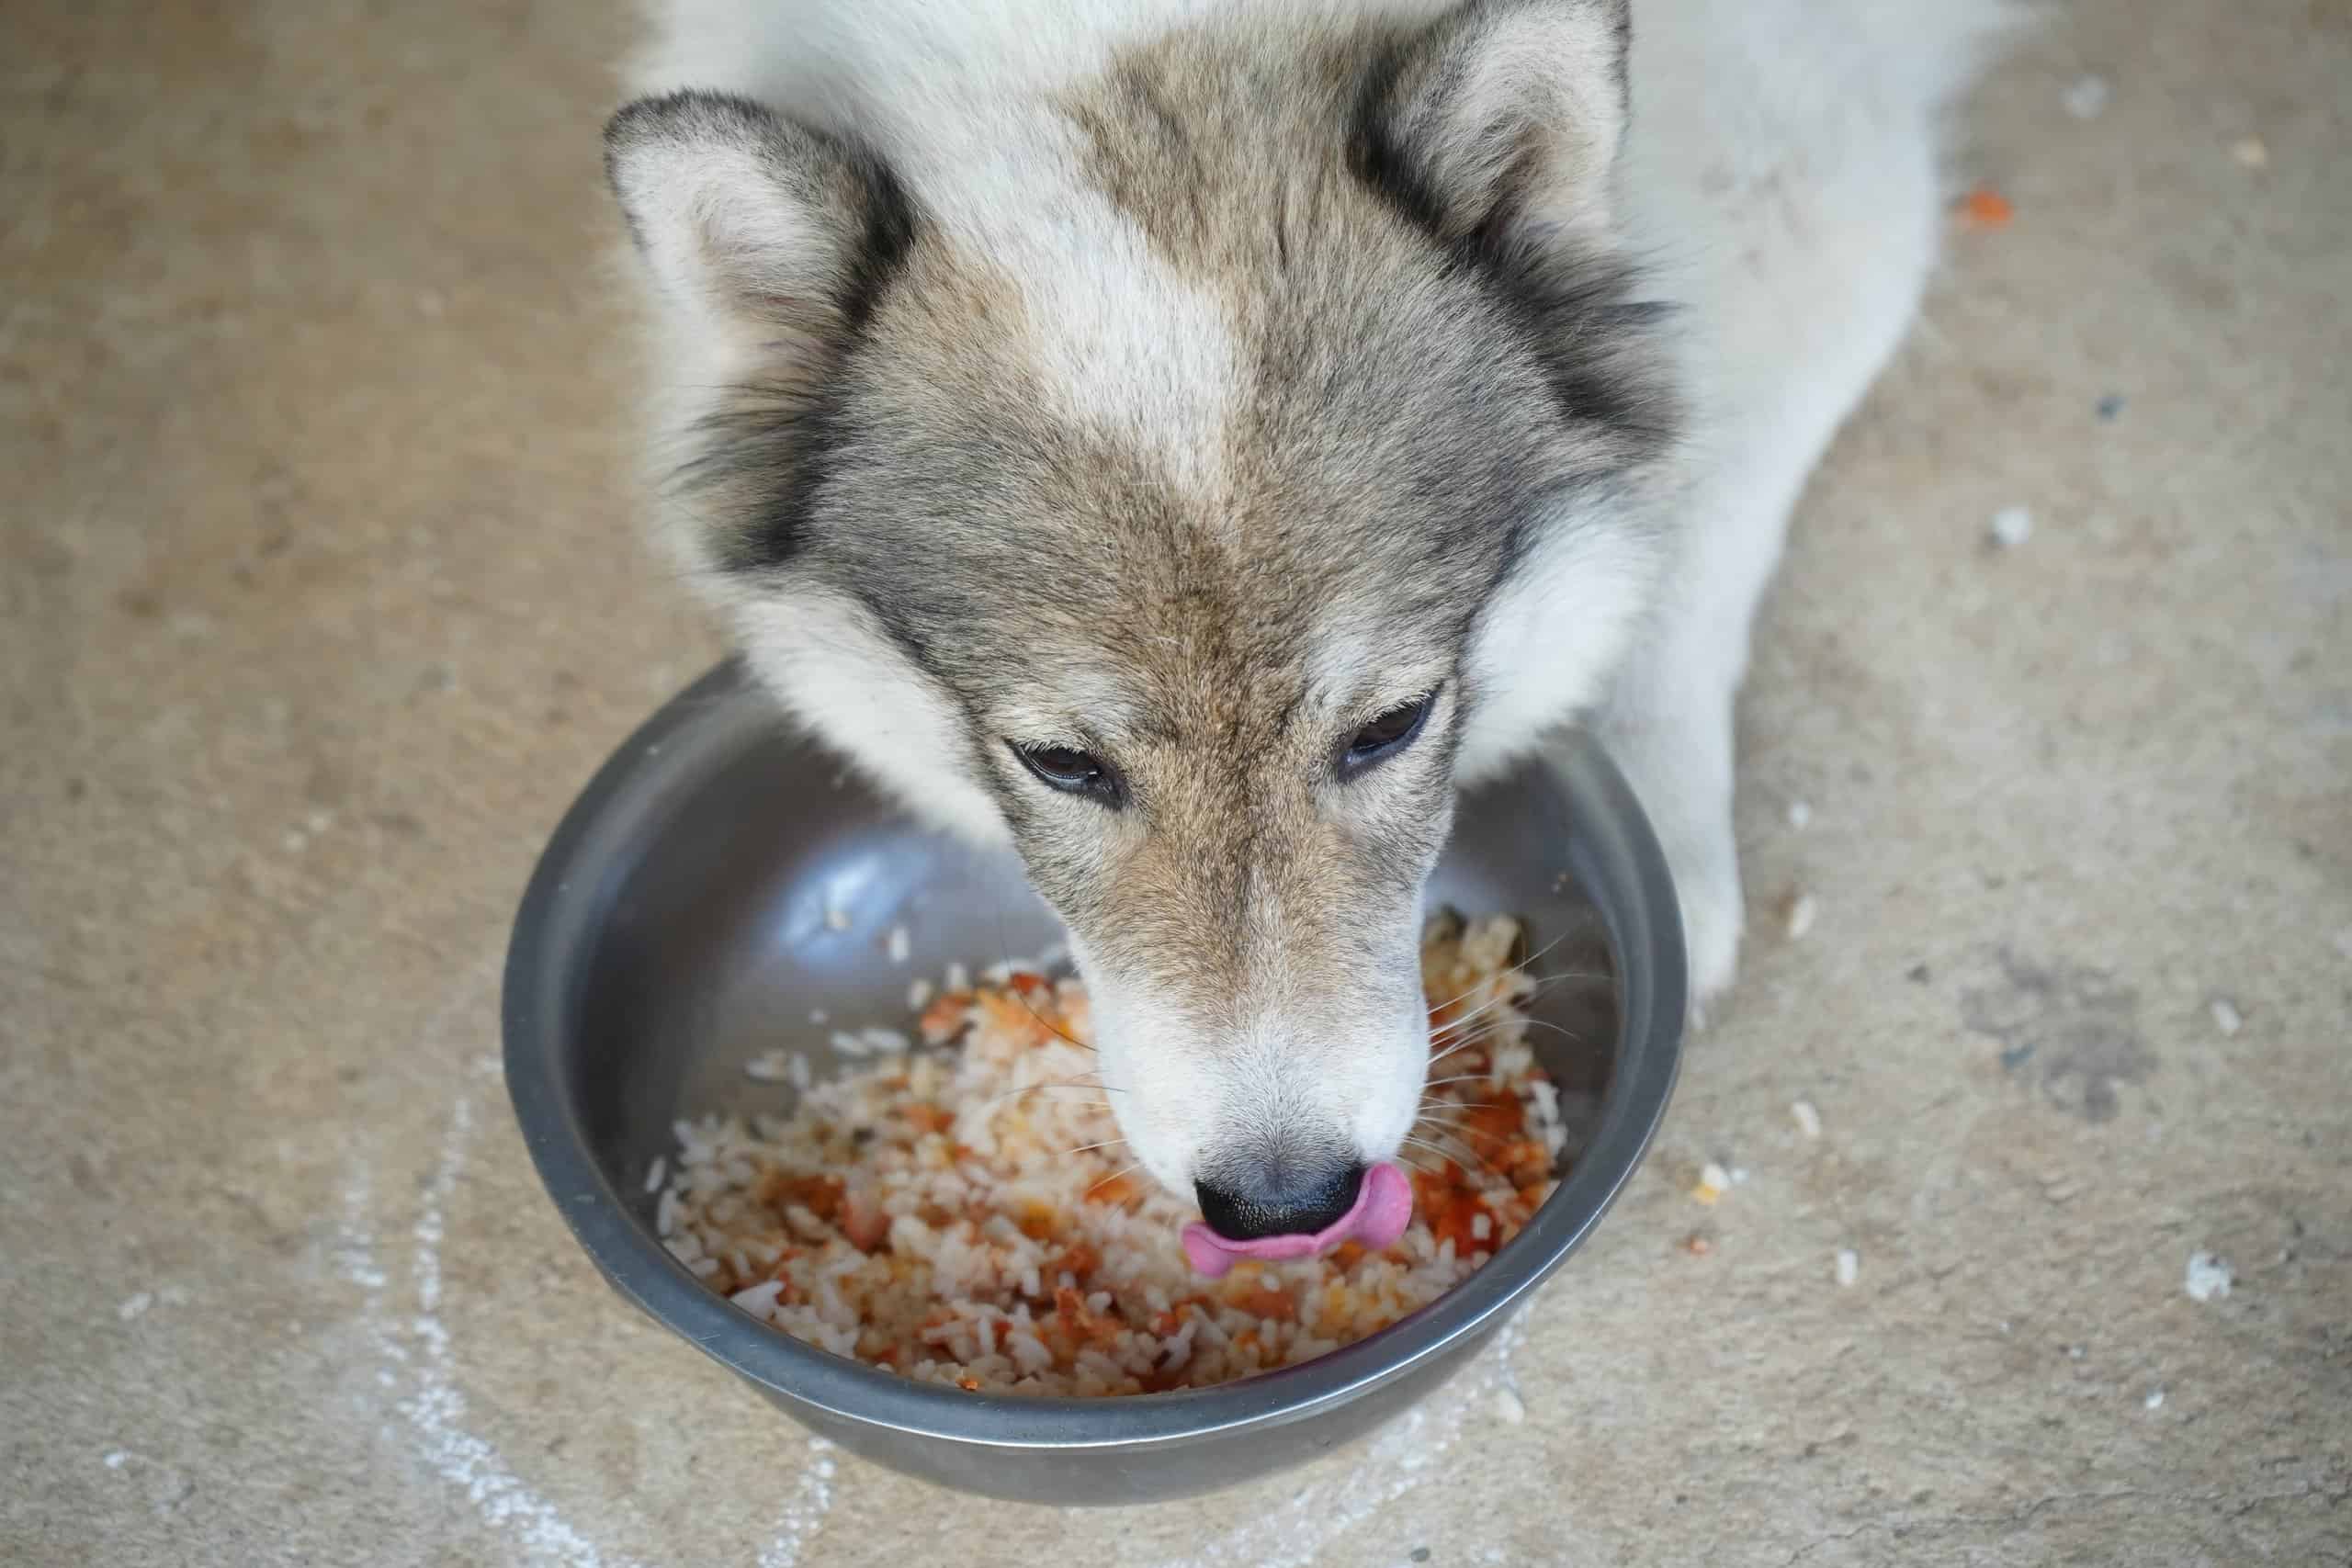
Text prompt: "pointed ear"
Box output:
[[605, 91, 914, 360], [1357, 0, 1629, 245]]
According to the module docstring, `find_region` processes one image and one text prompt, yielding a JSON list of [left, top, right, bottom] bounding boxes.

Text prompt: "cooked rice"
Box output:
[[657, 910, 1589, 1395]]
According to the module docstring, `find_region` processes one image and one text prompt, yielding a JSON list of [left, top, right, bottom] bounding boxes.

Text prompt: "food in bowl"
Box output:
[[653, 910, 1591, 1395]]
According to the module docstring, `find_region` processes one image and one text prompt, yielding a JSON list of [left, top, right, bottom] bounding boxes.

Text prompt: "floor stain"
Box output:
[[1961, 949, 2154, 1122]]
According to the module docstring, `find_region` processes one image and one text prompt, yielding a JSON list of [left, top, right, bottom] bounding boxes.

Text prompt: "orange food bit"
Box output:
[[758, 1172, 843, 1220], [1054, 1284, 1122, 1346], [1008, 970, 1051, 998], [903, 1103, 956, 1135], [917, 991, 974, 1043], [1227, 1284, 1297, 1322], [1085, 1172, 1141, 1207], [1329, 1241, 1368, 1269], [1460, 1098, 1525, 1146], [1430, 1198, 1487, 1258], [840, 1197, 888, 1252], [1051, 1242, 1101, 1280], [974, 988, 1057, 1048], [1411, 1163, 1464, 1227], [1959, 185, 2013, 227], [1015, 1202, 1058, 1241], [957, 1375, 982, 1392]]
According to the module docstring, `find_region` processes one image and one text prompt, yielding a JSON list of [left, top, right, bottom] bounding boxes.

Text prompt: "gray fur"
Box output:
[[605, 0, 2003, 1199]]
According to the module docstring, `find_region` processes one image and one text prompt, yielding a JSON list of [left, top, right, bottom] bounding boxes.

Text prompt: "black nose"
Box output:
[[1194, 1156, 1366, 1241]]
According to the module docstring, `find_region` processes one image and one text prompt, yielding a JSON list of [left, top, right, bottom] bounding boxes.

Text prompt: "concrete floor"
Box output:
[[5, 1, 2347, 1563]]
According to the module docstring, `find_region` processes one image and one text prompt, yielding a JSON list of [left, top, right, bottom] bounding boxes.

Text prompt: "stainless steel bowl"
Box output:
[[503, 660, 1684, 1504]]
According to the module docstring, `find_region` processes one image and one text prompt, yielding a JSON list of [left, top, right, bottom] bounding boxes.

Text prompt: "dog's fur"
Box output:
[[606, 0, 2006, 1208]]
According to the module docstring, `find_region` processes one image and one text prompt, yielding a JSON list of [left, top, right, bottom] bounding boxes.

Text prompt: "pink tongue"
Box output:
[[1180, 1161, 1414, 1279]]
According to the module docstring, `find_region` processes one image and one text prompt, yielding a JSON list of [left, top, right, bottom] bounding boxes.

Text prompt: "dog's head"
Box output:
[[608, 0, 1674, 1236]]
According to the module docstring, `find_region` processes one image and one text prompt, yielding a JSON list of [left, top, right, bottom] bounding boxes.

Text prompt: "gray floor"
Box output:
[[5, 1, 2346, 1563]]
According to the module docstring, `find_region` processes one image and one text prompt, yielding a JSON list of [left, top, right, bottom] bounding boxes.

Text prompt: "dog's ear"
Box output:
[[1356, 0, 1629, 246], [605, 91, 913, 362]]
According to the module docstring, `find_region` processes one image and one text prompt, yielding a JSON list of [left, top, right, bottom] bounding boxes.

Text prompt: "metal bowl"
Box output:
[[503, 660, 1684, 1504]]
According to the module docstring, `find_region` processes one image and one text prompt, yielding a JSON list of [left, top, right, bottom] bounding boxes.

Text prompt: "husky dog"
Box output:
[[606, 0, 2003, 1239]]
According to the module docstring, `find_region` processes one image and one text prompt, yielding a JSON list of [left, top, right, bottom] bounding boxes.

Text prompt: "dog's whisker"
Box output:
[[1421, 928, 1579, 1015], [1427, 968, 1611, 1046], [1084, 1158, 1147, 1199], [1413, 1101, 1496, 1122], [991, 896, 1097, 1055], [979, 1075, 1116, 1109], [1402, 1126, 1482, 1163], [1008, 988, 1096, 1053], [1427, 990, 1532, 1042], [1425, 1032, 1499, 1069], [1399, 1133, 1487, 1174]]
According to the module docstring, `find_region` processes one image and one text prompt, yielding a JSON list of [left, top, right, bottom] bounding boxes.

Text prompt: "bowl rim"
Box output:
[[503, 659, 1684, 1450]]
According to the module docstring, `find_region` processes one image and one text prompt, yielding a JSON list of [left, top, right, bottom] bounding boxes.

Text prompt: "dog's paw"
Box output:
[[1618, 760, 1745, 1016], [1584, 711, 1746, 1018], [1675, 851, 1745, 1014]]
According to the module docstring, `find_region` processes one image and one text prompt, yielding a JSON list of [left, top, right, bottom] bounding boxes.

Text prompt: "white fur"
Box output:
[[1072, 925, 1428, 1197], [1012, 203, 1241, 496], [1588, 0, 2012, 997], [622, 0, 2007, 1187], [730, 586, 1011, 844]]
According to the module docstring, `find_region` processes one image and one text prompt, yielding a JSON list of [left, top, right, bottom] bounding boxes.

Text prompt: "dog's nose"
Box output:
[[1194, 1156, 1366, 1241]]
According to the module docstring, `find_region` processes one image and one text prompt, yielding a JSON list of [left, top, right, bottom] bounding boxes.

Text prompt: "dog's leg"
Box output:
[[1594, 449, 1814, 1008], [1600, 49, 1961, 1007]]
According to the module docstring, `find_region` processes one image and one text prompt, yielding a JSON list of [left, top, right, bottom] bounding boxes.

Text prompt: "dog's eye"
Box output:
[[1339, 690, 1437, 777], [1012, 742, 1125, 807]]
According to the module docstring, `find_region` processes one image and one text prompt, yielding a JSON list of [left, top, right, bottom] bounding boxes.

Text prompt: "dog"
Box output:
[[605, 0, 2005, 1242]]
